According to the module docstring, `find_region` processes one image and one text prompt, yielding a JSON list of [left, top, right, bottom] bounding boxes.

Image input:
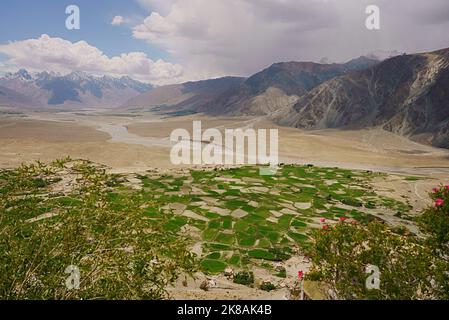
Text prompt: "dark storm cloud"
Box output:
[[133, 0, 449, 81]]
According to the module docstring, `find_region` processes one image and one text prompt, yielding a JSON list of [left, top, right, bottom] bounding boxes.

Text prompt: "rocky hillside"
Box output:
[[199, 57, 379, 116], [277, 48, 449, 148], [0, 70, 152, 108]]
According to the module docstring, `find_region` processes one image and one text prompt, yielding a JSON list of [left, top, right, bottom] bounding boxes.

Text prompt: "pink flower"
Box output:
[[322, 225, 329, 230], [445, 185, 449, 190], [339, 217, 347, 222], [435, 198, 444, 207], [320, 218, 326, 223], [433, 188, 440, 193], [298, 270, 304, 281]]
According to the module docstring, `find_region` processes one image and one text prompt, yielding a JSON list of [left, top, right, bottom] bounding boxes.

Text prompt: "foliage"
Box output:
[[275, 267, 287, 278], [0, 159, 196, 300], [233, 271, 254, 286], [418, 185, 449, 252], [306, 220, 443, 300], [260, 282, 276, 291], [417, 185, 449, 299]]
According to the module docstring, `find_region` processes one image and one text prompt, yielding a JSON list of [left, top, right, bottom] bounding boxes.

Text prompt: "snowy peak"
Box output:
[[0, 69, 152, 108]]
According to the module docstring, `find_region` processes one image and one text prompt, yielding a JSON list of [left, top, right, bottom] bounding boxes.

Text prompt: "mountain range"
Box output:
[[195, 56, 380, 116], [0, 70, 151, 108], [276, 48, 449, 148], [124, 48, 449, 149], [2, 47, 449, 149]]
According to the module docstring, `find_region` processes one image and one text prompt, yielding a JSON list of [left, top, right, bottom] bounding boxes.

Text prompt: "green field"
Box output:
[[136, 164, 410, 274]]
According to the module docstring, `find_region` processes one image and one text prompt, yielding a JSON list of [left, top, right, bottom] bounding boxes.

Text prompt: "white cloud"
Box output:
[[111, 16, 125, 26], [0, 34, 183, 85], [133, 0, 449, 80]]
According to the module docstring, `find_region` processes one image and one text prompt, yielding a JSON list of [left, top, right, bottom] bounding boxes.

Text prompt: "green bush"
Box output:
[[341, 197, 362, 207], [307, 220, 443, 299], [260, 282, 276, 291], [275, 267, 286, 278], [418, 185, 449, 251], [0, 160, 197, 300], [418, 185, 449, 298], [233, 271, 254, 286]]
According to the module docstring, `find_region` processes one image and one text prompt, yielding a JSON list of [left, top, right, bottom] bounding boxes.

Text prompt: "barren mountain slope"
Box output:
[[276, 48, 449, 148]]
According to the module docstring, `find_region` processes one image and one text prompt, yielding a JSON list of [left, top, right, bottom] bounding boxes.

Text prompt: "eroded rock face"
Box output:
[[201, 57, 379, 116], [277, 48, 449, 149]]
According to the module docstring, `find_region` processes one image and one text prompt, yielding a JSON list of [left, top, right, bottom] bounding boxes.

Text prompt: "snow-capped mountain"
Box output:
[[0, 70, 152, 108]]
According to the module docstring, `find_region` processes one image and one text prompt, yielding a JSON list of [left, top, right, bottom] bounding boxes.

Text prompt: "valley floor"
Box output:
[[1, 108, 448, 190]]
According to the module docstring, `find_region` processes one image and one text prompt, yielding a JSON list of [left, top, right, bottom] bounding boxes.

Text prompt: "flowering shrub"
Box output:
[[419, 185, 449, 251], [307, 220, 443, 300], [306, 184, 449, 300], [418, 185, 449, 298]]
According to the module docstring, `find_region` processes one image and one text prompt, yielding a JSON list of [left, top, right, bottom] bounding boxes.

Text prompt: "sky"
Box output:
[[0, 0, 449, 85]]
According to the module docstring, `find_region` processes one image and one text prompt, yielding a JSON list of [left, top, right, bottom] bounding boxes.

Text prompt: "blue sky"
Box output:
[[0, 0, 167, 60]]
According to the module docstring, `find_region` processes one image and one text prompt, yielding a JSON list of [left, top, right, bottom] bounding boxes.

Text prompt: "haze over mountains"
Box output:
[[124, 76, 245, 113], [0, 70, 151, 108]]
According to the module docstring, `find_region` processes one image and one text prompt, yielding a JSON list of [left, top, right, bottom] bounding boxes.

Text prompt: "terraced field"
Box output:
[[134, 165, 411, 274]]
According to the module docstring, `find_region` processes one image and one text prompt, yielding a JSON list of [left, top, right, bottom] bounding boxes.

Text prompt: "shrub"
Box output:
[[418, 185, 449, 252], [275, 268, 287, 278], [260, 282, 276, 291], [233, 271, 254, 286], [307, 220, 442, 299], [418, 185, 449, 298], [341, 197, 362, 207], [0, 160, 197, 300]]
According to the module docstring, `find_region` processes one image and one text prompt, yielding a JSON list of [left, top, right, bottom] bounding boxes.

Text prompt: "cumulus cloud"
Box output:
[[0, 34, 183, 85], [133, 0, 449, 80], [111, 16, 125, 26]]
